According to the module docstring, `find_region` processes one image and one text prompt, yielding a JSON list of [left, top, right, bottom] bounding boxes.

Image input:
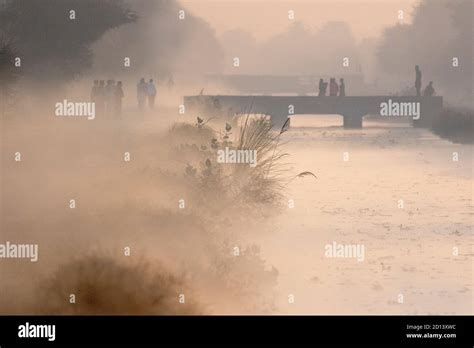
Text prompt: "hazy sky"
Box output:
[[181, 0, 421, 42]]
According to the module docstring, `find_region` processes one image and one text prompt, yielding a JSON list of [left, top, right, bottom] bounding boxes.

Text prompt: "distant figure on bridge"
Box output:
[[423, 81, 435, 96], [147, 79, 157, 109], [339, 78, 345, 96], [329, 78, 339, 96], [415, 65, 422, 96], [114, 81, 124, 118], [318, 78, 328, 96], [137, 78, 147, 112]]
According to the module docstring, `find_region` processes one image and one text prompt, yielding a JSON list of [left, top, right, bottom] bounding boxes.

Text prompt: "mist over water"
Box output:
[[253, 117, 472, 314], [0, 0, 472, 316]]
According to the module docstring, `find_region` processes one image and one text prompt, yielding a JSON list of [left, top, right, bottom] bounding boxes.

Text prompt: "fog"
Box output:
[[0, 0, 472, 315]]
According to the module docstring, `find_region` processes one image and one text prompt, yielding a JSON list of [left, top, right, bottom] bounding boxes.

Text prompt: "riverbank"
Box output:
[[431, 107, 473, 144]]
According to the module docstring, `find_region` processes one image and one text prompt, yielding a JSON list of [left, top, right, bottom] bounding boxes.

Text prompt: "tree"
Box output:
[[0, 0, 136, 81], [0, 35, 18, 116], [91, 0, 224, 79], [376, 0, 472, 102]]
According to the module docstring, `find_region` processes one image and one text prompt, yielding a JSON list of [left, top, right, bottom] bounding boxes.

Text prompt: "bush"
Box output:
[[34, 254, 202, 315]]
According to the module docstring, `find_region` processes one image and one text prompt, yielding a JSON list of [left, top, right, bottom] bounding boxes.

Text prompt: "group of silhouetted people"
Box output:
[[415, 65, 435, 96], [318, 78, 345, 96], [137, 78, 157, 111], [90, 77, 164, 119], [314, 67, 436, 98], [91, 80, 124, 118]]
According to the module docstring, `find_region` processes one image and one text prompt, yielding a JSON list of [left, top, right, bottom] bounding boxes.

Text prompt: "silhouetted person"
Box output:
[[97, 80, 106, 118], [329, 78, 339, 96], [114, 81, 124, 118], [91, 80, 99, 102], [137, 78, 147, 112], [423, 81, 435, 96], [339, 78, 345, 96], [147, 78, 157, 109], [415, 65, 422, 96], [318, 78, 325, 96], [105, 80, 116, 118]]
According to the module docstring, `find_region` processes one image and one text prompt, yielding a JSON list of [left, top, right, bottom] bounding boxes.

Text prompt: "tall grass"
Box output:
[[231, 115, 290, 205], [167, 113, 301, 210]]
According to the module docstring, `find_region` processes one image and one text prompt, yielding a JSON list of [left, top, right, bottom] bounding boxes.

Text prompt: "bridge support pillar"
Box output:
[[343, 114, 363, 129]]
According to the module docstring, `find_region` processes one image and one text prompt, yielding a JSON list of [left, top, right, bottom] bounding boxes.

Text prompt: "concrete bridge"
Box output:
[[183, 95, 443, 129]]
